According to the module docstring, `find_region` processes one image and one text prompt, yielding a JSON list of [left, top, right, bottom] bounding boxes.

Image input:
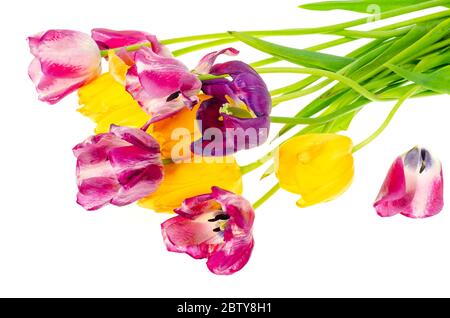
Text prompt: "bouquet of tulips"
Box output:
[[27, 0, 448, 275]]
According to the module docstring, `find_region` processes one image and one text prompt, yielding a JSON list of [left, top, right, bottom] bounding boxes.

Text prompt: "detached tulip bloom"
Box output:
[[28, 29, 101, 104], [161, 187, 254, 275], [138, 156, 243, 212], [374, 146, 444, 218], [73, 125, 163, 211], [192, 50, 271, 156], [275, 134, 354, 207], [126, 47, 201, 124]]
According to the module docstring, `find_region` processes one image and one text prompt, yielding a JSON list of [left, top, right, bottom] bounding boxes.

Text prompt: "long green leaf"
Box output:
[[229, 31, 354, 71], [299, 0, 449, 13], [387, 64, 450, 94], [415, 50, 450, 72]]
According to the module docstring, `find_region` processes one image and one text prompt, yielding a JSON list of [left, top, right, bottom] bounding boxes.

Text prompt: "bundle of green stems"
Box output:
[[160, 0, 450, 205]]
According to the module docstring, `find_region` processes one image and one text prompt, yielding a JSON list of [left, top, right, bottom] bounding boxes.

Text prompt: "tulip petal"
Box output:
[[161, 216, 223, 259], [138, 157, 243, 213], [91, 28, 171, 57], [77, 177, 120, 211], [125, 47, 201, 123], [73, 126, 163, 211], [193, 61, 271, 155], [29, 30, 100, 78], [206, 236, 254, 275], [194, 47, 239, 74], [374, 158, 407, 217], [28, 29, 101, 104]]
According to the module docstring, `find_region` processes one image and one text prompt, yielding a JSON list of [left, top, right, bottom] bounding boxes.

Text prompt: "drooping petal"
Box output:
[[206, 236, 254, 275], [194, 47, 239, 74], [91, 28, 171, 57]]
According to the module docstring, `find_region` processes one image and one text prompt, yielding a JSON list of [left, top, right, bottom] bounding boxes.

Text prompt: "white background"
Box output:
[[0, 0, 449, 297]]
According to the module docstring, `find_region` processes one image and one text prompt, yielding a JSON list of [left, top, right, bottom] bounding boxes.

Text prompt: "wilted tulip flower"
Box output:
[[73, 125, 163, 211], [191, 49, 272, 156], [125, 47, 202, 124], [275, 133, 354, 207], [28, 30, 101, 104], [161, 187, 254, 275], [374, 146, 444, 218]]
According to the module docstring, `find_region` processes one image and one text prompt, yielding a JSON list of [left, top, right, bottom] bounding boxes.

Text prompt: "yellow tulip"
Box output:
[[275, 133, 354, 207], [77, 51, 149, 133], [138, 156, 243, 213]]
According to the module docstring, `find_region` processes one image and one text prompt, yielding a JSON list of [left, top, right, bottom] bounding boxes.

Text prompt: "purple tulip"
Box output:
[[191, 49, 272, 156]]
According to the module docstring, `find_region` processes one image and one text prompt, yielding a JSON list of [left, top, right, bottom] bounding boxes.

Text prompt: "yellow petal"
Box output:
[[149, 94, 210, 158], [108, 50, 129, 85], [138, 156, 243, 213], [275, 133, 354, 207], [78, 71, 149, 133]]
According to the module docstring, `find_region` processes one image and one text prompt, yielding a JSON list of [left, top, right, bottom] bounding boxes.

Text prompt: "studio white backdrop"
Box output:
[[0, 0, 449, 297]]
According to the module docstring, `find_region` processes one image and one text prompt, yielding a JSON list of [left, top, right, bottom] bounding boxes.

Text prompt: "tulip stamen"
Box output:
[[166, 91, 180, 102], [207, 213, 230, 222]]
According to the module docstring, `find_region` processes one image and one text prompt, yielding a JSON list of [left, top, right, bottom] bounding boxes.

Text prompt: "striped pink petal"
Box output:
[[125, 47, 201, 123], [73, 126, 163, 211], [28, 29, 101, 104], [91, 28, 171, 57], [194, 47, 239, 74], [374, 147, 444, 218]]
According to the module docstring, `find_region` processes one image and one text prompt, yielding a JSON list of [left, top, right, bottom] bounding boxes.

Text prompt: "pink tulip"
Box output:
[[125, 47, 201, 124], [73, 125, 163, 211], [161, 187, 255, 275], [28, 30, 101, 104], [374, 146, 444, 218]]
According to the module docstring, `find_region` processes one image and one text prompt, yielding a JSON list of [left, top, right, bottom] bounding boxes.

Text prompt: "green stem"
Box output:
[[160, 0, 448, 45], [197, 74, 229, 81], [253, 183, 281, 209], [335, 27, 413, 39], [256, 67, 382, 102], [100, 42, 151, 57], [240, 150, 276, 175], [172, 38, 237, 57], [352, 86, 419, 153], [271, 79, 333, 105]]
